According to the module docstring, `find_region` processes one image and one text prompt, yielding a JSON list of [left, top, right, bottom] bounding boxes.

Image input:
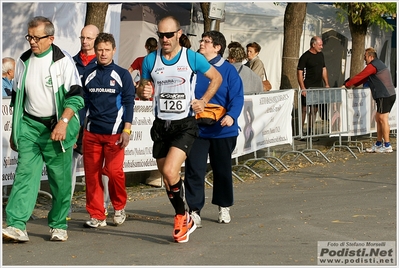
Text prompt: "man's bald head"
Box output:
[[80, 24, 99, 55], [82, 24, 99, 36]]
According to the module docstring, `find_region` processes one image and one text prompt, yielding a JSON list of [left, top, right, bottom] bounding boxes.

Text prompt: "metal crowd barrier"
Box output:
[[281, 87, 360, 163], [279, 93, 315, 165], [308, 87, 363, 159], [180, 86, 396, 186]]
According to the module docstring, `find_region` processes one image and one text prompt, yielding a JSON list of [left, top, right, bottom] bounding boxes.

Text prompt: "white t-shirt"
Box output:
[[24, 51, 56, 117]]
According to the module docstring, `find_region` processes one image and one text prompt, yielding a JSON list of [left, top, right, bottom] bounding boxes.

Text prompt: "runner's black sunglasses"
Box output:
[[156, 30, 180, 39]]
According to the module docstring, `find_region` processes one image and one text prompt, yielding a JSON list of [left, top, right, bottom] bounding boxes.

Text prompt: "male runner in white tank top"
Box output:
[[137, 15, 222, 243]]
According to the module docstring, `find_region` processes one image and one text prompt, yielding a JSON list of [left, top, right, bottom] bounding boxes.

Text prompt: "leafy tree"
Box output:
[[335, 3, 397, 77]]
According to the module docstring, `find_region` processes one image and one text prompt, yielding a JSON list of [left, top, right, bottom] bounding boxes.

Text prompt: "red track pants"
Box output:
[[83, 130, 127, 220]]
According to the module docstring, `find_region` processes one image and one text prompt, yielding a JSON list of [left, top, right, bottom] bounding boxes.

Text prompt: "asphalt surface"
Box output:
[[2, 137, 397, 267]]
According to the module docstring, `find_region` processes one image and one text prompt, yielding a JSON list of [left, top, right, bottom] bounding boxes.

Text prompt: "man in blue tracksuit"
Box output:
[[81, 33, 135, 228]]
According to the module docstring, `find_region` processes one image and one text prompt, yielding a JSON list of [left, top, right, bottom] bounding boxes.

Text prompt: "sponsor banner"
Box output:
[[1, 100, 160, 184], [328, 93, 345, 134], [318, 241, 396, 266], [341, 88, 372, 136], [2, 92, 293, 185], [339, 88, 397, 136], [388, 95, 397, 131], [233, 90, 294, 158]]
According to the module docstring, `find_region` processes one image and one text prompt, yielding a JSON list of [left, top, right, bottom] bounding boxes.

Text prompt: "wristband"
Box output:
[[200, 98, 207, 105], [123, 129, 132, 135]]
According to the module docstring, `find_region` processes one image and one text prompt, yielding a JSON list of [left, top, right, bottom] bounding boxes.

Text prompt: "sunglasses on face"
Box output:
[[156, 29, 180, 39]]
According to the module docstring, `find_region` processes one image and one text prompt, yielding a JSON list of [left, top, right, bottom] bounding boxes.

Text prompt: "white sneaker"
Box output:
[[218, 206, 231, 224], [84, 218, 107, 228], [375, 145, 393, 153], [190, 211, 202, 228], [113, 209, 126, 226], [366, 144, 382, 153], [50, 228, 68, 241], [2, 226, 29, 242]]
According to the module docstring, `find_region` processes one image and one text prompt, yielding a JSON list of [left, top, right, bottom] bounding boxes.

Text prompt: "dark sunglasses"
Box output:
[[156, 29, 180, 39]]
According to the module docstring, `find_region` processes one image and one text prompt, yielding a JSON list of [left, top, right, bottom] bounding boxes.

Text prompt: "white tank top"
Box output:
[[151, 47, 195, 120]]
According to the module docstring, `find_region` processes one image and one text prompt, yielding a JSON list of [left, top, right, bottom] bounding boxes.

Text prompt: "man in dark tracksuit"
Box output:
[[81, 33, 135, 228]]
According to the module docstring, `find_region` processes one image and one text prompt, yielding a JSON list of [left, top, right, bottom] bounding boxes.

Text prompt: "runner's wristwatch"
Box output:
[[60, 117, 69, 124]]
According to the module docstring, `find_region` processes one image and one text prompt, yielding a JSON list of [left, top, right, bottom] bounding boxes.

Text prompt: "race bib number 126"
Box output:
[[159, 93, 187, 113]]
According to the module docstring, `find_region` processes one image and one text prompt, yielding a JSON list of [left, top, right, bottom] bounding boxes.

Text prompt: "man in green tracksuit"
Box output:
[[2, 16, 84, 242]]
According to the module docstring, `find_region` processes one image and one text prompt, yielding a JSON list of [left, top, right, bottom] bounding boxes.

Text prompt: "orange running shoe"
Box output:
[[173, 211, 197, 243]]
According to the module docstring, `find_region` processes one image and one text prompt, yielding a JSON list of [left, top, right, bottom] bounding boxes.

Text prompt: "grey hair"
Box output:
[[2, 57, 15, 74], [310, 36, 320, 47], [28, 16, 55, 36]]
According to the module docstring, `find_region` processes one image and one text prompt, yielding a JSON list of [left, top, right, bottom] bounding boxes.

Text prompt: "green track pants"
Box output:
[[6, 115, 73, 230]]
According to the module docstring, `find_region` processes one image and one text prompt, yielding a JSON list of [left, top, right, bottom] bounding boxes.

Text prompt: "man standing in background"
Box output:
[[69, 24, 100, 220], [2, 57, 15, 97], [297, 36, 330, 136]]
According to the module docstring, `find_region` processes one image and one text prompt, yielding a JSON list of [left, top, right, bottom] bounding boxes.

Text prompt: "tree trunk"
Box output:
[[200, 3, 211, 32], [85, 3, 108, 31], [281, 3, 307, 137], [348, 20, 368, 78], [280, 3, 307, 91]]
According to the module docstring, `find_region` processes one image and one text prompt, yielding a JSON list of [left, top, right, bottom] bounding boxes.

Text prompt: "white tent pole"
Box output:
[[211, 20, 216, 31], [189, 3, 194, 34]]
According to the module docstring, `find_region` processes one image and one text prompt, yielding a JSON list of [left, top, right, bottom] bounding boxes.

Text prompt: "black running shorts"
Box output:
[[376, 95, 396, 114], [150, 116, 199, 159]]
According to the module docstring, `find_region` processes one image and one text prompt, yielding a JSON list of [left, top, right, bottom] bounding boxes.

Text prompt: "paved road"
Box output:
[[2, 143, 396, 266]]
